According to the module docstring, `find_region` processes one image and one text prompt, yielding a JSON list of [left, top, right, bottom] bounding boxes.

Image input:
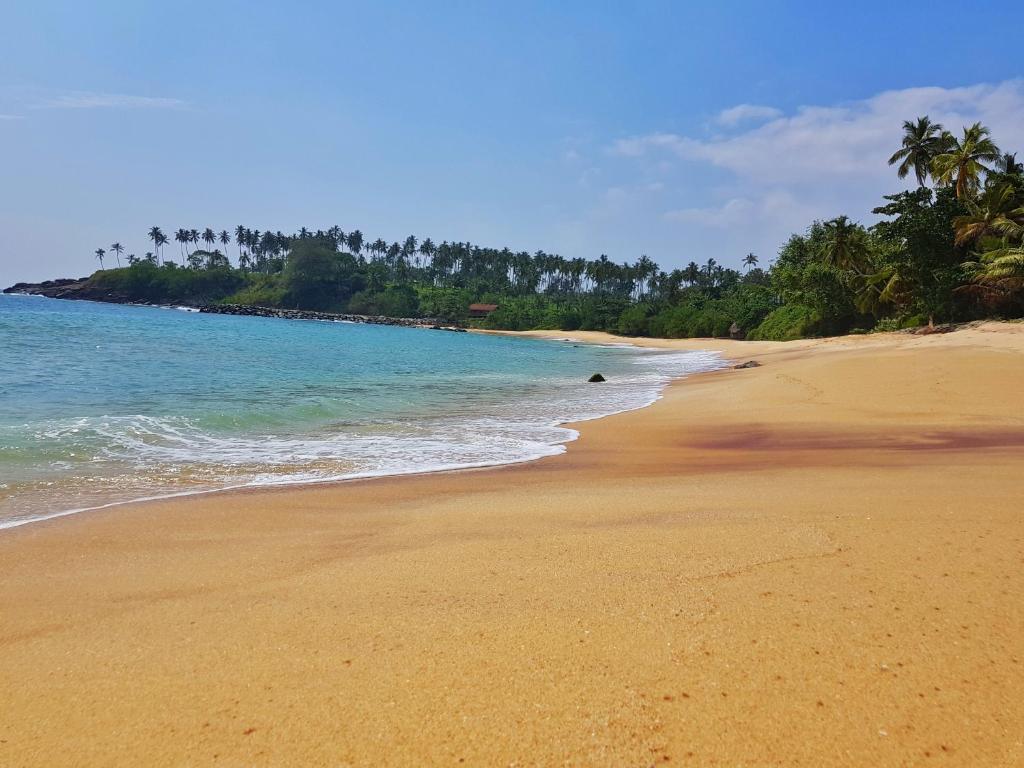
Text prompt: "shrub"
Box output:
[[748, 304, 820, 340]]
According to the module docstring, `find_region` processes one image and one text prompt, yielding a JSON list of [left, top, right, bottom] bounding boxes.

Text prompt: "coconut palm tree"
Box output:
[[819, 216, 872, 273], [110, 242, 124, 267], [953, 183, 1024, 247], [684, 261, 700, 286], [346, 230, 364, 258], [888, 116, 948, 187], [95, 248, 106, 269], [994, 152, 1023, 176], [931, 123, 1001, 200], [203, 228, 216, 252], [174, 229, 190, 262], [743, 252, 758, 270], [218, 230, 231, 261], [234, 225, 246, 261], [147, 226, 165, 263], [961, 239, 1024, 298]]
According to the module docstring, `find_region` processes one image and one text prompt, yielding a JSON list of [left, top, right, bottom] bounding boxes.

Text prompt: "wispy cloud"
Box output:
[[0, 114, 25, 120], [33, 92, 187, 110], [715, 104, 782, 127], [610, 132, 694, 158]]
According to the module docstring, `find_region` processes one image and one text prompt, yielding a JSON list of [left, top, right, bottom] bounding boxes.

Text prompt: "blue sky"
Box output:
[[1, 1, 1022, 284]]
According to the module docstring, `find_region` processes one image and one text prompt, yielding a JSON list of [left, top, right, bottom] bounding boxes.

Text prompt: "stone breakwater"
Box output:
[[3, 280, 463, 330], [198, 304, 454, 329]]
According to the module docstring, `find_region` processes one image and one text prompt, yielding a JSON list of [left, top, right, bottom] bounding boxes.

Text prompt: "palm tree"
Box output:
[[202, 228, 216, 252], [994, 153, 1023, 176], [175, 228, 190, 261], [888, 116, 947, 187], [819, 216, 872, 273], [95, 248, 106, 269], [742, 252, 758, 270], [218, 230, 231, 261], [110, 242, 124, 267], [347, 230, 364, 257], [931, 123, 1001, 200], [189, 229, 201, 255], [234, 225, 246, 261], [147, 226, 165, 264], [855, 263, 910, 318], [952, 183, 1023, 247], [684, 262, 700, 286]]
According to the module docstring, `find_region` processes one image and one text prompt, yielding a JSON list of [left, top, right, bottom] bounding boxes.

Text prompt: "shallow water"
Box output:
[[0, 294, 724, 528]]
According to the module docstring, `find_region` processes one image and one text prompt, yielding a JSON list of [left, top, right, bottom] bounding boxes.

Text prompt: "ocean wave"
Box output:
[[0, 321, 725, 529]]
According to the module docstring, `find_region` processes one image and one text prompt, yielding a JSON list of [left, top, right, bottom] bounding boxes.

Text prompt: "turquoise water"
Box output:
[[0, 294, 724, 528]]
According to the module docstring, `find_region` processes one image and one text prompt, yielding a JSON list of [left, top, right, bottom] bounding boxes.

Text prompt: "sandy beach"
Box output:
[[1, 322, 1023, 766]]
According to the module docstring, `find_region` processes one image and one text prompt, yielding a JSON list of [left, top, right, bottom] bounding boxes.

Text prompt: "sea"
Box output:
[[0, 293, 725, 529]]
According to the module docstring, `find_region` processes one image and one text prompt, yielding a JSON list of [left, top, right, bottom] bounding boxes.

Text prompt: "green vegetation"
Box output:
[[84, 117, 1024, 337]]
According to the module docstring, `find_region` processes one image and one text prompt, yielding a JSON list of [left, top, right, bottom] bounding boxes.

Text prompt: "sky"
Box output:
[[1, 0, 1022, 285]]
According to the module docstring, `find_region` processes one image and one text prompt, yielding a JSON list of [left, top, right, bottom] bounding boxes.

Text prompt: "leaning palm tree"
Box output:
[[961, 241, 1024, 298], [110, 242, 124, 267], [854, 262, 909, 318], [95, 248, 106, 269], [887, 116, 947, 187], [931, 123, 1001, 200], [957, 184, 1024, 301], [952, 183, 1024, 247]]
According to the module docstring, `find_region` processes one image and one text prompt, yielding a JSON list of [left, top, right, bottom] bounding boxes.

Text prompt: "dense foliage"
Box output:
[[87, 118, 1024, 338]]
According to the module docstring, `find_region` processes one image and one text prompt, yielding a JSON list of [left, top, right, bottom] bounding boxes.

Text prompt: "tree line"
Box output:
[[89, 117, 1023, 338]]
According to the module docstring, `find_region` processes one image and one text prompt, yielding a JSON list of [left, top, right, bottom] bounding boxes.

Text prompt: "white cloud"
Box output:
[[608, 80, 1024, 262], [616, 80, 1024, 187], [34, 92, 187, 110], [716, 104, 782, 126], [0, 114, 24, 120], [610, 132, 696, 157]]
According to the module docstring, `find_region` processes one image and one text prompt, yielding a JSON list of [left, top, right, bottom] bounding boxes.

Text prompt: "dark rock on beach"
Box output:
[[734, 360, 762, 369], [588, 373, 606, 382]]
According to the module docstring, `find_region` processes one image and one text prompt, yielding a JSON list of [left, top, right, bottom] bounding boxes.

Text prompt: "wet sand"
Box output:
[[1, 322, 1023, 766]]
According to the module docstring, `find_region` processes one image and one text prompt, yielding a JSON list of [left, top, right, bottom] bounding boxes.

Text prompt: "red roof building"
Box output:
[[468, 303, 498, 318]]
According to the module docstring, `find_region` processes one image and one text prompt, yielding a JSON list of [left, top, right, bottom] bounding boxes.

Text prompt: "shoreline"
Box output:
[[0, 331, 729, 533], [2, 322, 1023, 765]]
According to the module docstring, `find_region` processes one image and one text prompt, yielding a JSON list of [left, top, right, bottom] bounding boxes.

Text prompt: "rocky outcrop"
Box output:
[[4, 277, 143, 304]]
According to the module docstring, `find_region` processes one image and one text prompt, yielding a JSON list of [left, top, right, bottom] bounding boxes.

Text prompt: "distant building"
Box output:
[[468, 303, 498, 318]]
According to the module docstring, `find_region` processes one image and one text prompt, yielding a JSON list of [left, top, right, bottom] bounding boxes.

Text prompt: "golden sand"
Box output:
[[1, 323, 1023, 766]]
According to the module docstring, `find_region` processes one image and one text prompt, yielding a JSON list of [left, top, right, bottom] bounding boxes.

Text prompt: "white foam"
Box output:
[[1, 346, 727, 530]]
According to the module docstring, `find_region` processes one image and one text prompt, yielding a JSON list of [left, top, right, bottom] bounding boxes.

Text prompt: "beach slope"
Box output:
[[1, 323, 1023, 766]]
